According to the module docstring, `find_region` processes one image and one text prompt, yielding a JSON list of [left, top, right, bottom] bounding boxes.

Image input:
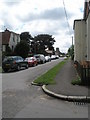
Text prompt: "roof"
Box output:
[[1, 29, 20, 45], [45, 50, 53, 54], [2, 29, 11, 44], [73, 0, 90, 29], [73, 19, 85, 30]]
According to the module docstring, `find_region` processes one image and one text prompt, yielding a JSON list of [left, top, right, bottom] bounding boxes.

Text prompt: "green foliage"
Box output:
[[71, 76, 82, 85], [68, 45, 74, 60], [34, 60, 67, 85], [33, 34, 55, 54], [19, 32, 56, 55], [20, 32, 33, 44], [2, 45, 13, 57], [14, 41, 30, 58], [6, 45, 12, 53]]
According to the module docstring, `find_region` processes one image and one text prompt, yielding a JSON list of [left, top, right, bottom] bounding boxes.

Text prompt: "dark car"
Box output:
[[25, 57, 38, 67], [2, 56, 28, 72]]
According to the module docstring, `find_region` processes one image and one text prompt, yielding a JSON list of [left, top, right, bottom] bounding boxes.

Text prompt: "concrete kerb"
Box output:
[[31, 81, 43, 86], [31, 82, 90, 102], [42, 85, 90, 103], [42, 85, 68, 100]]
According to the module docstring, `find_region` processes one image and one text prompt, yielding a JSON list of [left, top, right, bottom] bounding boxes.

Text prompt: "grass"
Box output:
[[71, 75, 82, 85], [33, 59, 67, 85]]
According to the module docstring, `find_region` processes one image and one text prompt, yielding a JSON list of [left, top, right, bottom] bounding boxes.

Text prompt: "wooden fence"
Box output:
[[74, 61, 90, 85]]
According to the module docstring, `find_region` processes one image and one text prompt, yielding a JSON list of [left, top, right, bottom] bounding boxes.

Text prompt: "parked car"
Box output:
[[34, 54, 46, 64], [45, 56, 51, 62], [51, 55, 59, 60], [2, 56, 28, 72], [51, 55, 56, 60], [25, 57, 38, 67], [55, 55, 59, 59]]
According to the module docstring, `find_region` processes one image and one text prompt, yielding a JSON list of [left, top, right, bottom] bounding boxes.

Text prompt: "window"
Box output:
[[13, 34, 15, 42], [17, 36, 19, 43], [12, 45, 14, 51], [2, 45, 6, 52], [89, 1, 90, 12]]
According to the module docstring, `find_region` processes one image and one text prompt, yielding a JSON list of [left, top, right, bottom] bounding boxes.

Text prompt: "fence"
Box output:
[[74, 61, 90, 85]]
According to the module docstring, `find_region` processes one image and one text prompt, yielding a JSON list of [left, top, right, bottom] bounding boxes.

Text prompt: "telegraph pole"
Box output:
[[72, 36, 73, 46]]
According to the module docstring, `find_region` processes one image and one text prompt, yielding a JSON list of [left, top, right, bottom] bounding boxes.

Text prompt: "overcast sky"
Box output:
[[0, 0, 84, 53]]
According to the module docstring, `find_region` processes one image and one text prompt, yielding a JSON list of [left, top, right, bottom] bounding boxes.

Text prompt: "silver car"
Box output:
[[34, 54, 46, 64]]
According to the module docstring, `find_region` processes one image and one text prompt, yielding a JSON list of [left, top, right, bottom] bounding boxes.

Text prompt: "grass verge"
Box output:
[[33, 59, 67, 85]]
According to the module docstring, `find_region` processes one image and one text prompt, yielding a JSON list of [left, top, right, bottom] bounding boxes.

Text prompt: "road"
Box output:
[[2, 58, 88, 118]]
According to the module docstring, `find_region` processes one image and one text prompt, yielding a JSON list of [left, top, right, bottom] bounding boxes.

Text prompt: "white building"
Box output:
[[87, 12, 90, 60], [74, 0, 90, 62], [1, 29, 20, 52]]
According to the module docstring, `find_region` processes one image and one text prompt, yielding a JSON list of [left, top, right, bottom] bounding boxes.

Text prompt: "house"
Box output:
[[73, 19, 86, 62], [45, 49, 54, 56], [1, 29, 20, 52], [55, 48, 61, 57], [73, 0, 90, 62], [73, 0, 90, 82]]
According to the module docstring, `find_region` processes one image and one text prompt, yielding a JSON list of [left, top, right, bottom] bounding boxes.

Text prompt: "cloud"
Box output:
[[1, 0, 23, 6], [0, 0, 84, 52], [40, 8, 65, 20], [17, 7, 73, 23]]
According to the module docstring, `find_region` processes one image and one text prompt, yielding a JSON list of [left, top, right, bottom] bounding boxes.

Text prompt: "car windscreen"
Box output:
[[3, 57, 14, 62], [34, 56, 39, 58]]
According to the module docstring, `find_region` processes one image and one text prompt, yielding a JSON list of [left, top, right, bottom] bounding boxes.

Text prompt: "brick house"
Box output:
[[1, 29, 20, 52]]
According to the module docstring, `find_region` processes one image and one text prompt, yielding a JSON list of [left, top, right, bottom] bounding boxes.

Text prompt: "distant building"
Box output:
[[73, 0, 90, 62], [55, 48, 60, 56], [1, 29, 20, 52], [45, 49, 54, 56]]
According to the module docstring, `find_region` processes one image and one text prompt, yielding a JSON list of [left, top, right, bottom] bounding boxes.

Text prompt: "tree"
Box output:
[[33, 34, 55, 54], [68, 45, 74, 60], [6, 45, 12, 54], [14, 41, 30, 58], [20, 32, 33, 44]]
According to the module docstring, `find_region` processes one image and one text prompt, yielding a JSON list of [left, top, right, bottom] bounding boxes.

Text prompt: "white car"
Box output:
[[45, 56, 51, 62], [51, 55, 56, 60], [34, 54, 46, 64], [51, 55, 59, 60]]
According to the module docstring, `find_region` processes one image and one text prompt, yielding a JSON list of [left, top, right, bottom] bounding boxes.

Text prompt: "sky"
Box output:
[[0, 0, 84, 53]]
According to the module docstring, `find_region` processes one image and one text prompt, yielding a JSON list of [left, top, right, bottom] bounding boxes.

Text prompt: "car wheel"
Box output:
[[33, 63, 36, 67], [17, 65, 20, 71], [3, 68, 8, 72], [26, 64, 29, 69], [43, 61, 45, 64], [41, 60, 44, 64]]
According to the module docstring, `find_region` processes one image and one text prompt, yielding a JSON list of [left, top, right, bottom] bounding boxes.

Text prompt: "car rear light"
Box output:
[[32, 59, 34, 62], [13, 61, 16, 64]]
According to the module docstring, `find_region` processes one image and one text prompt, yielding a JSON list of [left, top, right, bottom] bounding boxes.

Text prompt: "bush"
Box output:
[[71, 76, 82, 85]]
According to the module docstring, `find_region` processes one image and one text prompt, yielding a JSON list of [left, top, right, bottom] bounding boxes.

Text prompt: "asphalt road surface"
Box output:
[[2, 58, 88, 118]]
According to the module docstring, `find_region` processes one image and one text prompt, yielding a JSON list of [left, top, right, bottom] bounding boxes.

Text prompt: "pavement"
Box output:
[[32, 59, 90, 102]]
